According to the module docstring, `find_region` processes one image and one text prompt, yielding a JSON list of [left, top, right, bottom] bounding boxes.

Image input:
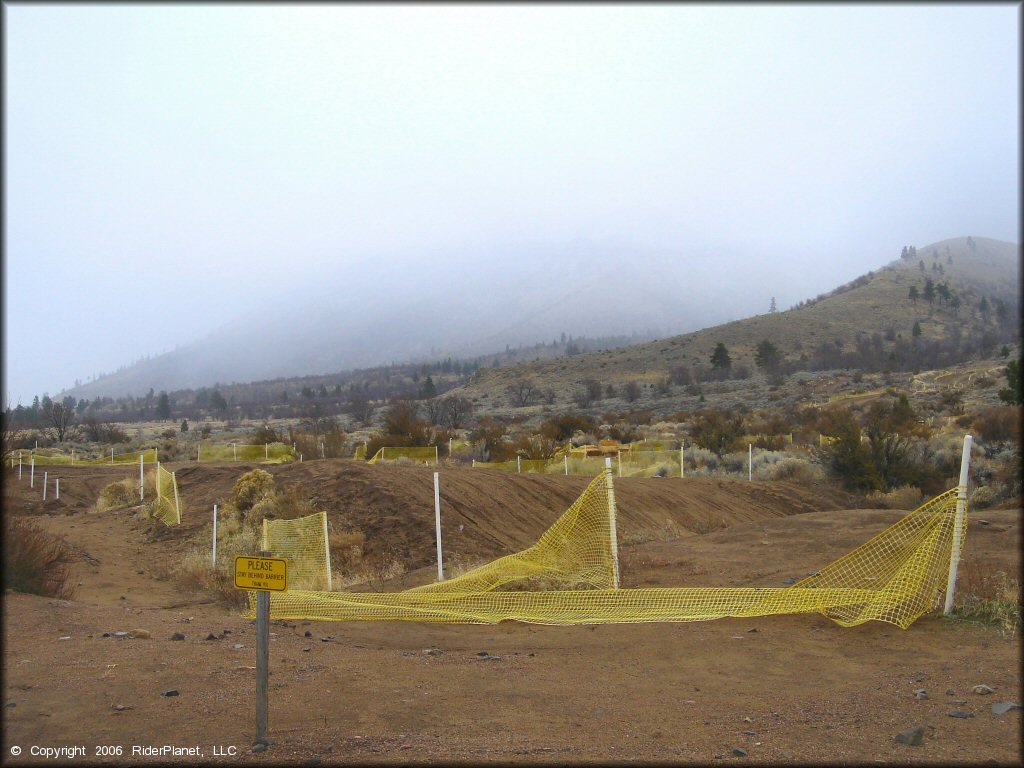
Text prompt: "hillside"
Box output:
[[456, 237, 1019, 411], [61, 240, 784, 401]]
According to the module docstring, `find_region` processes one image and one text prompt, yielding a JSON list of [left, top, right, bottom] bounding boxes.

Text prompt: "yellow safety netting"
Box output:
[[367, 446, 438, 464], [197, 443, 294, 463], [247, 469, 968, 629], [11, 448, 158, 466], [260, 512, 333, 591], [153, 463, 181, 526], [353, 444, 367, 461]]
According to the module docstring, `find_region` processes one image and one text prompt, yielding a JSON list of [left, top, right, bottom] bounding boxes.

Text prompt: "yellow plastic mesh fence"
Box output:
[[353, 444, 367, 461], [13, 448, 158, 466], [249, 470, 969, 629], [473, 456, 611, 476], [472, 459, 518, 471], [197, 443, 294, 463], [153, 464, 181, 526], [367, 446, 438, 465], [245, 512, 332, 612]]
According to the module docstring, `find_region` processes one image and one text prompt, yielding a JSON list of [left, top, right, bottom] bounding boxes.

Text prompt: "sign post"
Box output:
[[234, 554, 287, 749]]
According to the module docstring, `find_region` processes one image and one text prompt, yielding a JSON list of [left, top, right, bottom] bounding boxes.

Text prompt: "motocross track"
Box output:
[[3, 460, 1021, 764]]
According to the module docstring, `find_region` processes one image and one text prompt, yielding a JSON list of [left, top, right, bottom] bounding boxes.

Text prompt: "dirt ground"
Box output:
[[2, 461, 1021, 765]]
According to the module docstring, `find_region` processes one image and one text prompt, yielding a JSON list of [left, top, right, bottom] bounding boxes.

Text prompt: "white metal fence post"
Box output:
[[140, 453, 145, 501], [43, 471, 47, 500], [604, 457, 620, 589], [517, 455, 521, 474], [433, 471, 444, 581], [564, 454, 569, 476], [749, 444, 752, 481], [172, 472, 181, 524], [321, 511, 332, 591], [30, 456, 34, 488], [19, 452, 22, 480], [617, 450, 622, 477], [265, 443, 269, 460], [680, 441, 685, 478], [56, 478, 59, 500], [435, 445, 439, 465], [943, 434, 973, 615], [233, 443, 237, 462]]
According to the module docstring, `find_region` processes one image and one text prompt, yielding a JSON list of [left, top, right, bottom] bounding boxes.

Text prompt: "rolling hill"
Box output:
[[454, 236, 1020, 408]]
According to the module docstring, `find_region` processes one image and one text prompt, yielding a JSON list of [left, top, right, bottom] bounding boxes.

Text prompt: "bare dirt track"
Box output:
[[2, 460, 1021, 765]]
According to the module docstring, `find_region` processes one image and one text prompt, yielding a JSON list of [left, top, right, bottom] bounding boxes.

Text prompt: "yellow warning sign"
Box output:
[[234, 556, 288, 591]]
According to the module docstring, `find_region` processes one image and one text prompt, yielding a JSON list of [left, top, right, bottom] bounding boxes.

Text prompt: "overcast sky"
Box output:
[[3, 3, 1019, 407]]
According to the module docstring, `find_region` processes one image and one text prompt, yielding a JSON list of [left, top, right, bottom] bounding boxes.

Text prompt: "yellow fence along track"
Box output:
[[247, 469, 966, 629]]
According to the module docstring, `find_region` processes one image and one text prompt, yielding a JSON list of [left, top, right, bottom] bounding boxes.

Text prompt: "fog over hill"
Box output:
[[62, 238, 812, 399], [61, 235, 1018, 402]]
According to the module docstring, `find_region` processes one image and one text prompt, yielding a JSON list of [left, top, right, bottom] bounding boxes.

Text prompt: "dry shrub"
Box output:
[[329, 530, 366, 573], [97, 478, 140, 511], [232, 469, 275, 512], [4, 517, 76, 598], [969, 484, 1004, 510], [972, 406, 1021, 446], [952, 559, 1021, 636], [763, 457, 824, 483], [865, 486, 924, 510], [246, 483, 314, 523]]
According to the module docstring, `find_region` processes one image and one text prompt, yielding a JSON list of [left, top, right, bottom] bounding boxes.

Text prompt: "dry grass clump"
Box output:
[[4, 516, 76, 599], [174, 513, 261, 609], [96, 478, 141, 512], [951, 560, 1021, 637], [865, 486, 924, 510]]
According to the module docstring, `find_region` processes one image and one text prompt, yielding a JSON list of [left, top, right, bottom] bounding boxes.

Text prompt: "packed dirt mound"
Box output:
[[6, 459, 854, 584], [173, 460, 854, 574]]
